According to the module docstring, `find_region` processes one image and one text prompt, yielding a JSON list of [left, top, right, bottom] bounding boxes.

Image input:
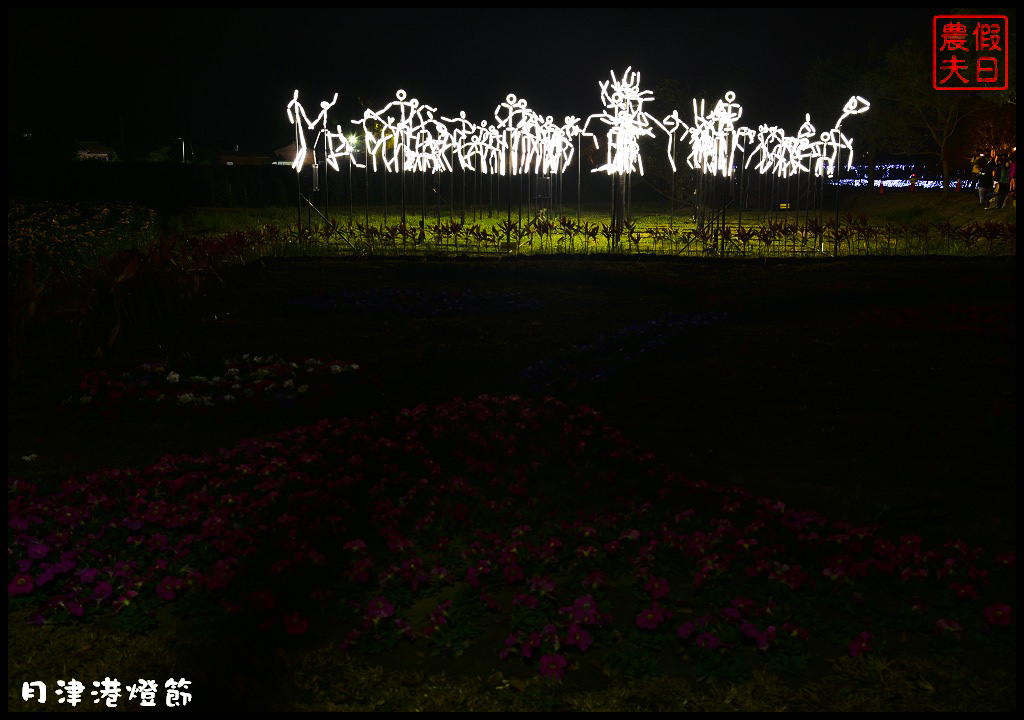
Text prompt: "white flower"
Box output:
[[167, 371, 180, 383], [21, 454, 39, 462], [176, 393, 196, 404]]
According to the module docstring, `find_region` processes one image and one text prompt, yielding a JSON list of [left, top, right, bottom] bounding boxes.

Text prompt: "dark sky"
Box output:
[[7, 8, 952, 154]]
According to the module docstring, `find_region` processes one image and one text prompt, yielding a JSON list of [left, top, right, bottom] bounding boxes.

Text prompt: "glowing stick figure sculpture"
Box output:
[[583, 67, 668, 176], [285, 79, 868, 184], [680, 91, 756, 177]]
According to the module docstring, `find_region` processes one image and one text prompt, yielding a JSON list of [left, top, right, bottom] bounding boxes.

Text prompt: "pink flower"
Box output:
[[849, 631, 873, 657], [9, 572, 34, 596], [502, 563, 524, 583], [950, 581, 977, 600], [983, 603, 1012, 626], [677, 620, 696, 640], [696, 631, 722, 650], [538, 654, 568, 680], [249, 589, 276, 611], [636, 601, 669, 630], [284, 613, 309, 635], [566, 594, 599, 624], [93, 580, 113, 600], [756, 626, 777, 651], [367, 596, 395, 620], [26, 543, 50, 560], [644, 575, 670, 600], [936, 618, 963, 638], [565, 624, 593, 652]]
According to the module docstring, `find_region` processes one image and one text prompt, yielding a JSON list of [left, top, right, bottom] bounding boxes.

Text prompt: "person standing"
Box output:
[[978, 162, 996, 208], [996, 153, 1011, 209]]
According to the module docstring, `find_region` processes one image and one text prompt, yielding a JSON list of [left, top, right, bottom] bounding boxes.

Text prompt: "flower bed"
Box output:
[[9, 394, 1015, 685]]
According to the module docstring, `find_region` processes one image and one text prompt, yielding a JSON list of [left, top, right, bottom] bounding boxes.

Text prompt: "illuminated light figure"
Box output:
[[680, 92, 756, 178], [558, 116, 584, 174], [405, 102, 453, 174], [661, 110, 686, 173], [286, 80, 868, 184], [324, 126, 365, 172], [286, 90, 326, 171], [358, 89, 420, 173], [494, 93, 536, 176], [441, 110, 481, 172], [583, 67, 668, 176], [286, 91, 360, 176], [816, 96, 870, 177]]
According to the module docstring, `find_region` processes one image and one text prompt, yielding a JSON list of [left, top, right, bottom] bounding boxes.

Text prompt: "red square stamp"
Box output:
[[933, 15, 1009, 90]]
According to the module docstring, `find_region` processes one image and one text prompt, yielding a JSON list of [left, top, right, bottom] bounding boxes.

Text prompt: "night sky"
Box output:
[[8, 8, 952, 155]]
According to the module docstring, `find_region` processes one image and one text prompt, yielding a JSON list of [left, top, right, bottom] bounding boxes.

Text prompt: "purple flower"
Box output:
[[849, 631, 873, 657], [367, 596, 395, 620], [677, 620, 696, 640], [27, 543, 50, 560], [636, 601, 669, 630], [538, 654, 568, 680], [644, 575, 670, 600], [9, 572, 34, 596], [565, 624, 593, 652], [696, 631, 722, 650], [284, 613, 309, 635], [936, 618, 963, 639], [984, 603, 1012, 626]]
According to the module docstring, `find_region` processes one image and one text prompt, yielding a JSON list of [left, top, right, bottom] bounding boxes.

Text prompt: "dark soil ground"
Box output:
[[7, 253, 1017, 710]]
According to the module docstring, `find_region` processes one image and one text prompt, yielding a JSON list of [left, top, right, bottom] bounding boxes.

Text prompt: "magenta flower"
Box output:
[[756, 626, 777, 651], [93, 581, 113, 600], [984, 603, 1012, 626], [936, 618, 963, 639], [565, 624, 593, 652], [367, 596, 395, 620], [249, 589, 276, 611], [150, 576, 172, 602], [677, 620, 696, 640], [9, 572, 34, 596], [538, 654, 568, 680], [283, 612, 309, 635], [502, 563, 524, 583], [566, 594, 599, 624], [636, 601, 669, 630], [644, 575, 670, 600], [696, 631, 722, 650], [26, 543, 50, 560], [848, 631, 873, 657]]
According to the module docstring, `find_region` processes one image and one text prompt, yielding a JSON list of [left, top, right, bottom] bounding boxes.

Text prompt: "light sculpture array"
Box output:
[[286, 71, 868, 182]]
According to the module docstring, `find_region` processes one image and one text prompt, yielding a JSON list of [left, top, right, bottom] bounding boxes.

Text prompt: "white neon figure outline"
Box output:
[[441, 110, 479, 171], [287, 79, 868, 182], [582, 67, 668, 176], [286, 90, 317, 171]]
